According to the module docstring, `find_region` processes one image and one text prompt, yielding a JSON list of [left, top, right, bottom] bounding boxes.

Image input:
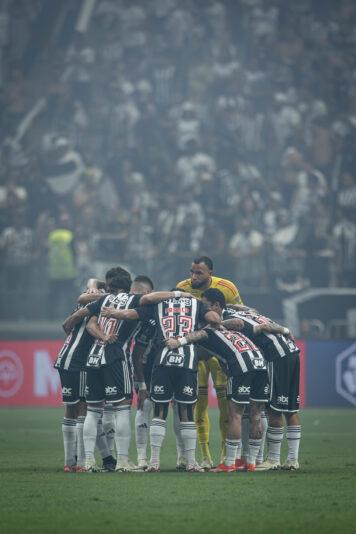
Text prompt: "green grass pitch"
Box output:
[[0, 407, 355, 534]]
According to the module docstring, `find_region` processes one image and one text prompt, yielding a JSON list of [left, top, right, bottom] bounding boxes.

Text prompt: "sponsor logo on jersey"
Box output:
[[105, 386, 117, 395], [253, 358, 265, 368], [87, 356, 100, 366], [183, 385, 193, 396], [264, 385, 270, 394], [168, 354, 184, 366], [277, 395, 288, 404], [62, 386, 72, 396], [0, 350, 24, 398], [238, 385, 250, 395], [154, 385, 164, 394]]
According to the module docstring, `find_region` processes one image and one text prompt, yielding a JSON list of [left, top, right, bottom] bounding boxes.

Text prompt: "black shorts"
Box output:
[[150, 365, 198, 404], [85, 359, 133, 404], [268, 352, 300, 413], [58, 369, 86, 405], [226, 370, 270, 404]]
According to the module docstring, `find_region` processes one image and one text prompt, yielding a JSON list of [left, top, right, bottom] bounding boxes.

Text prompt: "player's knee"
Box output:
[[154, 403, 169, 420], [65, 403, 79, 419]]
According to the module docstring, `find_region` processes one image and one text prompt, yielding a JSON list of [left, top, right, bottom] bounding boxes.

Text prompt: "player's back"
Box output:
[[199, 327, 266, 376], [223, 308, 299, 360], [141, 295, 210, 371], [55, 303, 94, 372]]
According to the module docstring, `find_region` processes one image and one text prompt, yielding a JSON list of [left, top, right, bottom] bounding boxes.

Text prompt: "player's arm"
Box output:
[[254, 322, 295, 342], [62, 307, 91, 335], [165, 329, 209, 350], [138, 290, 193, 306], [222, 317, 295, 342], [101, 306, 140, 320], [87, 278, 105, 290], [203, 310, 221, 328], [227, 303, 259, 313], [77, 278, 107, 304], [86, 316, 118, 344], [131, 343, 150, 409]]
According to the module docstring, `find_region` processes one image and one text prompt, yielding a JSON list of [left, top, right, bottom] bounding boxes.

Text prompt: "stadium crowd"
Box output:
[[1, 0, 356, 320]]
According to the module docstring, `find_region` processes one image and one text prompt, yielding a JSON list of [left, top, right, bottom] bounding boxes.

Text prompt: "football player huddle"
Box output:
[[55, 256, 301, 473]]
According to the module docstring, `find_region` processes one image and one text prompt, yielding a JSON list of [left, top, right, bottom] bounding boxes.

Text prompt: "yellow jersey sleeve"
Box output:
[[214, 278, 243, 306], [176, 279, 191, 291]]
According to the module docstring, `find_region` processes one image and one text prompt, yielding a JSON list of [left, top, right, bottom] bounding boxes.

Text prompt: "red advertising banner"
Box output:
[[0, 340, 306, 408], [0, 341, 63, 406]]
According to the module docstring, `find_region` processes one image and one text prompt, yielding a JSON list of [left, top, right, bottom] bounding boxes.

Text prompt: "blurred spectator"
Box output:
[[229, 217, 265, 288], [47, 212, 76, 319], [0, 209, 34, 292], [333, 210, 356, 287]]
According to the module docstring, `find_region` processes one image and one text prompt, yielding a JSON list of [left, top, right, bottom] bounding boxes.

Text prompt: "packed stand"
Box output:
[[1, 0, 356, 320]]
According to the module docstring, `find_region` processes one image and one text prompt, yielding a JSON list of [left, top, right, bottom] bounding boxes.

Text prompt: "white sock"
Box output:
[[96, 419, 110, 459], [103, 406, 116, 457], [248, 438, 262, 466], [84, 407, 103, 462], [225, 439, 240, 467], [256, 411, 268, 463], [135, 398, 152, 461], [115, 405, 131, 464], [62, 417, 77, 467], [286, 425, 301, 462], [180, 421, 197, 465], [267, 426, 284, 463], [150, 419, 166, 464], [172, 402, 185, 461], [235, 439, 243, 460], [242, 413, 250, 463], [76, 416, 86, 468]]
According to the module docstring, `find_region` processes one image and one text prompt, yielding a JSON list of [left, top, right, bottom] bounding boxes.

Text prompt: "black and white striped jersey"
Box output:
[[222, 308, 299, 361], [54, 304, 94, 372], [137, 297, 211, 371], [198, 328, 266, 376], [131, 318, 157, 365], [86, 293, 142, 367]]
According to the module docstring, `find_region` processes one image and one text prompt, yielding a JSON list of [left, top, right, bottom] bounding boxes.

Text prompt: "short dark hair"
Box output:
[[193, 256, 213, 270], [106, 266, 132, 283], [201, 288, 225, 308], [107, 274, 131, 293], [133, 275, 154, 290]]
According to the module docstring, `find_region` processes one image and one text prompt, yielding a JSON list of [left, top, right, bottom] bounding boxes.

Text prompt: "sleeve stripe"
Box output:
[[217, 280, 238, 295], [177, 280, 189, 289]]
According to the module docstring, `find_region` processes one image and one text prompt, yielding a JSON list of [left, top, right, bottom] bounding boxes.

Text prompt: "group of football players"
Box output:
[[55, 256, 301, 473]]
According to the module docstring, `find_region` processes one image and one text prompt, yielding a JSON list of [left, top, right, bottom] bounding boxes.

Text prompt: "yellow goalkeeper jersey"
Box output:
[[176, 276, 243, 305]]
